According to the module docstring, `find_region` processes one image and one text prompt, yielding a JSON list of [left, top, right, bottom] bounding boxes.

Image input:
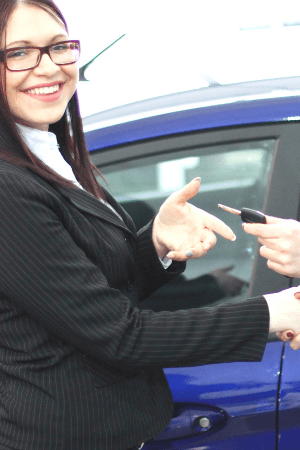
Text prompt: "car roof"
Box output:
[[83, 76, 300, 151]]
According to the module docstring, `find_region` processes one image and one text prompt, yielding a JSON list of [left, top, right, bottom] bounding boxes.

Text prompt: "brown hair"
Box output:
[[0, 0, 105, 199]]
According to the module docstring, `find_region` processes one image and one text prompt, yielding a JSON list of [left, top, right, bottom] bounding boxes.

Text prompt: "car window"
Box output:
[[96, 138, 275, 311]]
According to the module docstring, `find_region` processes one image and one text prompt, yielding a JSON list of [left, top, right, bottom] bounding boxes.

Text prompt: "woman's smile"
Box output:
[[22, 81, 64, 103]]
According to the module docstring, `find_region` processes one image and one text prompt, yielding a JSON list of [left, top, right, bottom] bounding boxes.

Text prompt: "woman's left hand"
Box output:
[[152, 178, 236, 261], [277, 291, 300, 350], [277, 330, 300, 350]]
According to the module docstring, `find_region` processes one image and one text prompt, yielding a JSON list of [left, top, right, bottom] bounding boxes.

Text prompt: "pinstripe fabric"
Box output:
[[0, 160, 269, 449]]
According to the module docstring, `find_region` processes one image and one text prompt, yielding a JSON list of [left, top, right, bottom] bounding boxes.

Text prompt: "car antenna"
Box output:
[[79, 34, 126, 82]]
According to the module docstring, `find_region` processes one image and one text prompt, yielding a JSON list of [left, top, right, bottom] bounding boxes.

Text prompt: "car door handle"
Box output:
[[151, 403, 227, 441]]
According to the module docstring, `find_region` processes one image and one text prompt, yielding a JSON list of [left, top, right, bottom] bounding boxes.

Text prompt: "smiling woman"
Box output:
[[0, 0, 104, 197]]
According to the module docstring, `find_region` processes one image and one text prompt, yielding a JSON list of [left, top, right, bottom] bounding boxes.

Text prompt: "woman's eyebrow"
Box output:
[[7, 40, 31, 47], [7, 34, 68, 47]]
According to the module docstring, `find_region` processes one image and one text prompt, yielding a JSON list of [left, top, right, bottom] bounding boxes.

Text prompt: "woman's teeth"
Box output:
[[26, 84, 60, 95]]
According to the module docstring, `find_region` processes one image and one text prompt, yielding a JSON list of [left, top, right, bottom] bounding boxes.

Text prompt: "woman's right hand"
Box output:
[[243, 216, 300, 278]]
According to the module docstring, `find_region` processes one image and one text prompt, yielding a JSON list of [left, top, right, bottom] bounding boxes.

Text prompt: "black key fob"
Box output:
[[241, 208, 266, 224]]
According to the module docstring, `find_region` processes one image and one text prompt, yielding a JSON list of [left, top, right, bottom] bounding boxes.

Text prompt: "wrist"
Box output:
[[152, 216, 169, 259], [264, 294, 279, 332]]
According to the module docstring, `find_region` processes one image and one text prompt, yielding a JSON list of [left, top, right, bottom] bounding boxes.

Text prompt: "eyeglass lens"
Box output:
[[6, 42, 80, 71]]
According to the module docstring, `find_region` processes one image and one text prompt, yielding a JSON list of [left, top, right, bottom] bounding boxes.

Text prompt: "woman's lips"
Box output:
[[22, 83, 64, 103]]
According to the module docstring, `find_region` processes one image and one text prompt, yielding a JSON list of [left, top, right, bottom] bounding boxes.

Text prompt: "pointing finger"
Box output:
[[198, 209, 236, 242]]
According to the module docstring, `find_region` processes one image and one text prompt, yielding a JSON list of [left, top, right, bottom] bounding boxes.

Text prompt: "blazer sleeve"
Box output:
[[0, 172, 270, 370], [134, 219, 187, 301]]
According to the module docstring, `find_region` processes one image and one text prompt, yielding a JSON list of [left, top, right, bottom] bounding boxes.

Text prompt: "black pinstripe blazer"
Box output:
[[0, 160, 269, 450]]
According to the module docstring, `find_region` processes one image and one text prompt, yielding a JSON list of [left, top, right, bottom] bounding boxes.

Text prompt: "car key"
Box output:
[[218, 204, 267, 224]]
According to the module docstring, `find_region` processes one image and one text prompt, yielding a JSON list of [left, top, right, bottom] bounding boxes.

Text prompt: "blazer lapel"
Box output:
[[53, 184, 136, 237]]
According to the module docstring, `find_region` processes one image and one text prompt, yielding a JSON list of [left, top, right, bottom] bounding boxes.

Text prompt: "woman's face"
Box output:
[[3, 3, 79, 131]]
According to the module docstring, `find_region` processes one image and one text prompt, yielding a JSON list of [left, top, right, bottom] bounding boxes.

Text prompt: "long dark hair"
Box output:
[[0, 0, 105, 199]]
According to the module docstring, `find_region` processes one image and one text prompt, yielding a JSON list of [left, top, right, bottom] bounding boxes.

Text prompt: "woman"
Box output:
[[0, 1, 299, 450]]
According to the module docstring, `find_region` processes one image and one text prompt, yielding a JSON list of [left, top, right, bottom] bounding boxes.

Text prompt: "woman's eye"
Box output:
[[52, 44, 69, 52], [7, 49, 28, 59]]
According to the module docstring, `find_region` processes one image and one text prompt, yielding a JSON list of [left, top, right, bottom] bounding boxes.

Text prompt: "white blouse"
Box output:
[[16, 123, 82, 188], [16, 123, 122, 218]]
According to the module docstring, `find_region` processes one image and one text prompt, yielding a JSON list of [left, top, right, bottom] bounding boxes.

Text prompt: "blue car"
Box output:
[[83, 76, 300, 449]]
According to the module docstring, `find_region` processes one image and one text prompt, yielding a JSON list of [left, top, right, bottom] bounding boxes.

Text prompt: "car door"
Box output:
[[89, 121, 300, 449], [277, 342, 300, 448], [277, 250, 300, 448]]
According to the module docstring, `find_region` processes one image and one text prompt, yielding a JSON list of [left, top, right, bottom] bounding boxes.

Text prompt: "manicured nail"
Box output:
[[193, 177, 201, 182], [287, 332, 294, 338], [186, 250, 194, 257]]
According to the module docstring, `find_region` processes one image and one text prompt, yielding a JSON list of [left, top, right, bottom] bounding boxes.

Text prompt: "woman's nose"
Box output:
[[33, 53, 60, 75]]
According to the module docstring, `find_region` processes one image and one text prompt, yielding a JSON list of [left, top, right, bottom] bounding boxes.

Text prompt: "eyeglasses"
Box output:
[[0, 40, 80, 72]]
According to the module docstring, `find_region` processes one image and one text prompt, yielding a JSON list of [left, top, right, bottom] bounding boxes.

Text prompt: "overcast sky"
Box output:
[[54, 0, 300, 117]]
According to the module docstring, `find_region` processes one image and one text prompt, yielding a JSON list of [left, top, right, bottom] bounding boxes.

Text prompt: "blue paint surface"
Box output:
[[86, 96, 300, 151], [277, 343, 300, 448], [144, 341, 283, 449]]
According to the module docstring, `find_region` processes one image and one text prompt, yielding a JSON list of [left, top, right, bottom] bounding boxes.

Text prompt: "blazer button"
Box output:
[[126, 281, 133, 293]]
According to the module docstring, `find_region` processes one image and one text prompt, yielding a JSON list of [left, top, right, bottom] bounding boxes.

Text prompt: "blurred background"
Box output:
[[55, 0, 300, 118]]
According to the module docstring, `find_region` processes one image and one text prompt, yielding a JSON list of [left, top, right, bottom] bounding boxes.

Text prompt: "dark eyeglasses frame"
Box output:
[[0, 40, 81, 72]]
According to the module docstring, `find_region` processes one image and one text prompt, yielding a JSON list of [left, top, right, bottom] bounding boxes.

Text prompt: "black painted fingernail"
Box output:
[[287, 332, 294, 338]]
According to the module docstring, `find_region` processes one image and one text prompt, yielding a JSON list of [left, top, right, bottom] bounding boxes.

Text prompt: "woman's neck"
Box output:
[[15, 120, 49, 132]]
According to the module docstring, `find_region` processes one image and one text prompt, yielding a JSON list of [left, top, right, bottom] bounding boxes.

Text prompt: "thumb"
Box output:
[[277, 330, 295, 342], [171, 178, 201, 205], [265, 215, 286, 225]]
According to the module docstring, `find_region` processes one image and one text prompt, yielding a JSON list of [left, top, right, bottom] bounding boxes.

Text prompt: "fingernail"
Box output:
[[242, 223, 246, 229], [231, 234, 237, 241], [192, 177, 201, 182], [203, 244, 211, 251], [185, 250, 194, 257], [287, 332, 294, 338]]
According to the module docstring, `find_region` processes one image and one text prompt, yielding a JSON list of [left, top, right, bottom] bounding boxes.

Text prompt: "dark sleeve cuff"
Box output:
[[219, 295, 270, 363]]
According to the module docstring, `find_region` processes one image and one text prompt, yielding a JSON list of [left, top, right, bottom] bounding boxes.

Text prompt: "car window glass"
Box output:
[[96, 138, 275, 311]]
